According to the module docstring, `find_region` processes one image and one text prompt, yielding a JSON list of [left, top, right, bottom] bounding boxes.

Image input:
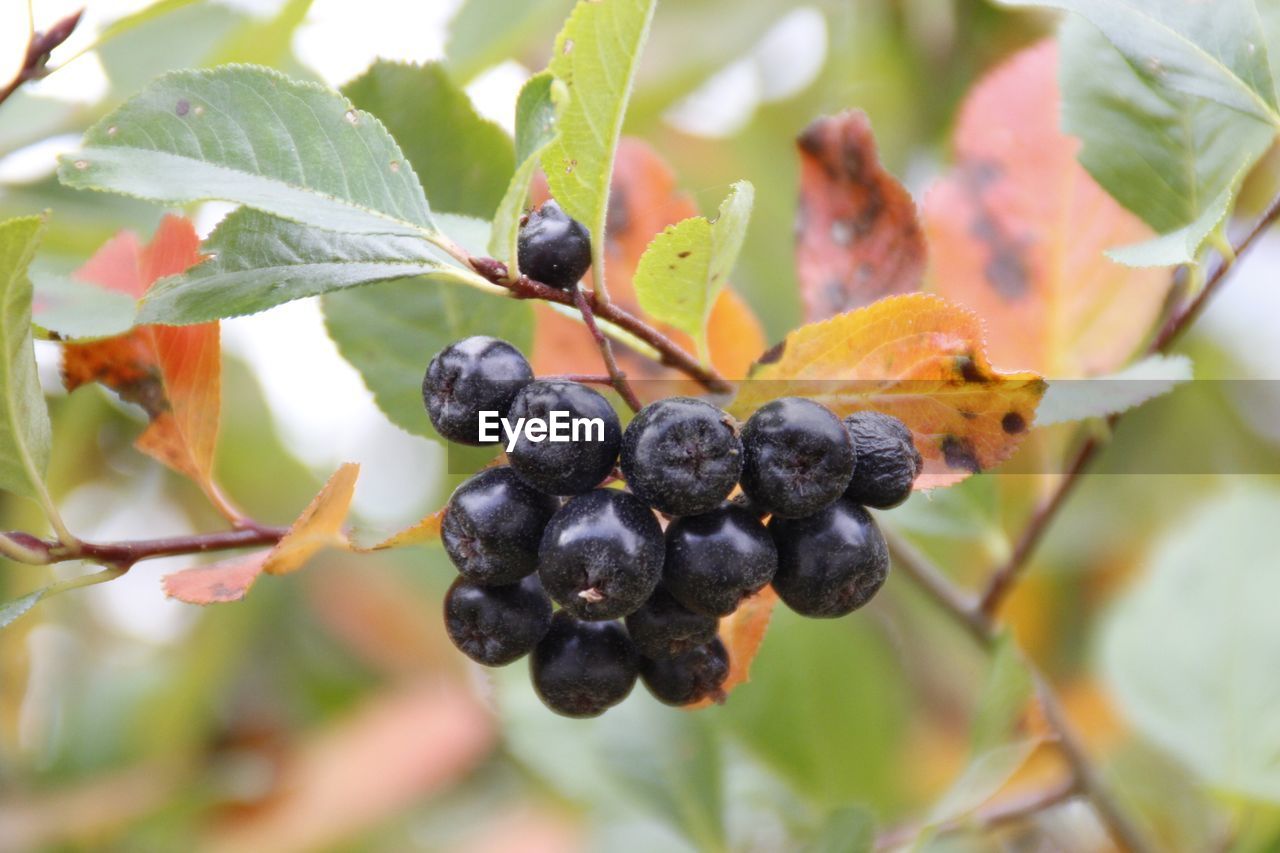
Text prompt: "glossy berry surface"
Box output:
[[740, 397, 855, 518], [530, 612, 638, 717], [625, 585, 719, 659], [517, 200, 592, 289], [442, 466, 559, 586], [619, 397, 742, 516], [506, 380, 622, 496], [844, 411, 923, 508], [422, 336, 533, 445], [639, 638, 730, 706], [768, 498, 890, 618], [664, 505, 777, 616], [538, 489, 664, 620], [443, 575, 552, 666]]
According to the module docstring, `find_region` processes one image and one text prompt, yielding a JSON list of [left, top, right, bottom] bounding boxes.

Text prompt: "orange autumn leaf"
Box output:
[[727, 293, 1046, 490], [796, 111, 926, 320], [161, 550, 271, 604], [692, 586, 778, 707], [351, 506, 446, 552], [923, 40, 1171, 377]]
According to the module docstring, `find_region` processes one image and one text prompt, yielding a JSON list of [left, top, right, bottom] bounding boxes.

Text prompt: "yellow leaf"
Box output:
[[264, 463, 359, 575]]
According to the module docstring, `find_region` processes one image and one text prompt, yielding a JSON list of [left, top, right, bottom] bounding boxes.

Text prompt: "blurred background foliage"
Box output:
[[2, 0, 1279, 850]]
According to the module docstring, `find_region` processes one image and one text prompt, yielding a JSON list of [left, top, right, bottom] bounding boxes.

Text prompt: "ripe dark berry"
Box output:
[[619, 397, 742, 516], [639, 638, 729, 706], [740, 397, 855, 518], [422, 336, 533, 445], [625, 585, 718, 659], [663, 504, 777, 616], [768, 498, 889, 618], [539, 489, 664, 620], [517, 200, 592, 289], [442, 466, 559, 585], [506, 380, 622, 496], [843, 411, 923, 508], [443, 575, 552, 666], [530, 611, 638, 717]]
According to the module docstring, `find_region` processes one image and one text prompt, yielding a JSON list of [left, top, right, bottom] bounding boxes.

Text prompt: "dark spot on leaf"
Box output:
[[176, 99, 190, 116], [954, 355, 986, 384], [678, 251, 691, 258], [757, 341, 785, 365], [668, 264, 676, 270], [941, 436, 981, 473], [962, 160, 1031, 300], [1001, 411, 1026, 434], [960, 410, 976, 420]]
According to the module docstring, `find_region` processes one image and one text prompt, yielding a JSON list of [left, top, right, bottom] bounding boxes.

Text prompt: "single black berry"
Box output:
[[422, 336, 533, 445], [619, 397, 742, 516], [768, 497, 889, 618], [517, 200, 592, 289], [740, 397, 855, 518], [442, 466, 559, 585], [625, 585, 719, 659], [639, 638, 730, 706], [664, 505, 777, 617], [443, 574, 552, 666], [538, 489, 664, 620], [506, 380, 622, 496], [843, 411, 923, 508], [530, 611, 638, 717]]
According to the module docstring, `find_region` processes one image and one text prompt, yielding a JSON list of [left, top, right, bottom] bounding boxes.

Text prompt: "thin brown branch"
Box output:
[[570, 285, 643, 412], [875, 776, 1078, 849], [0, 10, 83, 109], [883, 527, 992, 645], [6, 524, 288, 571]]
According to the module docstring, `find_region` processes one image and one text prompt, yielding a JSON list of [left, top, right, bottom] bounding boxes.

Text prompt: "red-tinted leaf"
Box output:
[[162, 550, 270, 605]]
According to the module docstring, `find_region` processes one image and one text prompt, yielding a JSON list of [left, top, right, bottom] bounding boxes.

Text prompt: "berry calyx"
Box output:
[[442, 466, 559, 586], [530, 611, 638, 717], [506, 380, 622, 496], [664, 504, 777, 617], [625, 585, 719, 659], [538, 489, 664, 620], [422, 336, 533, 445], [639, 638, 730, 706], [517, 200, 592, 289], [844, 411, 923, 508], [443, 574, 552, 666], [768, 497, 890, 618], [619, 396, 742, 516], [740, 397, 855, 518]]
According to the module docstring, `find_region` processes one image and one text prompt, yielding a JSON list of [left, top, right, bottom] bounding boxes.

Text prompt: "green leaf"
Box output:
[[31, 272, 137, 340], [343, 61, 514, 220], [138, 209, 469, 326], [1037, 354, 1192, 426], [490, 71, 565, 268], [1100, 485, 1280, 802], [58, 66, 436, 237], [1003, 0, 1280, 126], [804, 806, 874, 853], [204, 0, 315, 68], [543, 0, 656, 283], [0, 216, 53, 501], [446, 0, 575, 84], [1060, 17, 1276, 266], [0, 587, 46, 630], [634, 180, 753, 356]]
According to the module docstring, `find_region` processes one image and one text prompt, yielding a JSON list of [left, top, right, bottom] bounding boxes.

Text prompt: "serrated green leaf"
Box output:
[[543, 0, 656, 288], [58, 66, 436, 237], [1061, 17, 1275, 267], [0, 587, 46, 630], [446, 0, 575, 84], [343, 61, 514, 220], [634, 180, 753, 356], [0, 216, 53, 501], [1037, 354, 1192, 426], [490, 71, 564, 268], [31, 272, 137, 340]]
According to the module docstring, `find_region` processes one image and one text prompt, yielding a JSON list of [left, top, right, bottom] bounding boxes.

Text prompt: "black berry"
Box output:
[[506, 380, 622, 496], [442, 466, 559, 585], [625, 585, 719, 659], [539, 489, 664, 620], [443, 574, 552, 666], [517, 200, 592, 289], [768, 498, 889, 618], [639, 638, 729, 706], [619, 397, 742, 516], [844, 411, 923, 508], [740, 397, 855, 518], [530, 611, 638, 717], [664, 504, 777, 616], [422, 336, 533, 445]]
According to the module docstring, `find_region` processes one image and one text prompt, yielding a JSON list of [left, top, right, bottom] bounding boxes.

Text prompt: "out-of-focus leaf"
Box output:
[[0, 215, 52, 501], [795, 111, 925, 320], [491, 71, 564, 269], [804, 806, 874, 853], [31, 273, 136, 339], [59, 66, 436, 237], [204, 0, 314, 67], [543, 0, 656, 281], [923, 40, 1171, 377], [446, 0, 574, 83], [1037, 354, 1192, 426], [344, 61, 514, 219], [1105, 739, 1223, 853], [634, 180, 753, 356], [728, 293, 1046, 489], [1101, 486, 1280, 803]]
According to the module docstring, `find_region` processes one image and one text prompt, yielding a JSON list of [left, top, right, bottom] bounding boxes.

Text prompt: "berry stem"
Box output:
[[570, 284, 643, 412]]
